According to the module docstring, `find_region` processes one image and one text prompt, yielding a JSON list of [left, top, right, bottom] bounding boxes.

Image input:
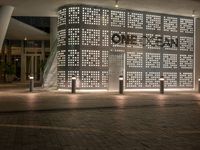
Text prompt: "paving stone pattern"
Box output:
[[0, 104, 200, 150]]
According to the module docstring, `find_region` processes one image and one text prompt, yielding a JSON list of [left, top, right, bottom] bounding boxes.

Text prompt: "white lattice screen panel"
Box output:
[[163, 72, 177, 88], [68, 7, 80, 24], [57, 71, 66, 88], [127, 52, 143, 68], [58, 8, 66, 26], [102, 71, 109, 88], [180, 54, 193, 69], [126, 72, 143, 88], [180, 37, 194, 52], [127, 12, 143, 29], [146, 14, 161, 31], [111, 10, 125, 28], [102, 9, 110, 26], [164, 16, 178, 32], [82, 29, 100, 46], [179, 73, 193, 87], [81, 71, 100, 88], [57, 29, 66, 47], [82, 50, 100, 67], [163, 54, 177, 69], [82, 7, 101, 25], [67, 49, 79, 67], [57, 5, 194, 90], [146, 53, 160, 68], [57, 50, 66, 67], [68, 28, 80, 45], [180, 18, 194, 34], [145, 72, 160, 88]]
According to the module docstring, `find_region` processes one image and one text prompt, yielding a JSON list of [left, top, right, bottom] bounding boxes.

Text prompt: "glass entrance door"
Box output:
[[26, 55, 41, 81], [108, 52, 124, 91]]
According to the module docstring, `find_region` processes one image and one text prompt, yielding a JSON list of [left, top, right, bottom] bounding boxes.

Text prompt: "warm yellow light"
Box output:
[[159, 78, 164, 81], [29, 76, 34, 80], [72, 77, 76, 80], [115, 4, 119, 8]]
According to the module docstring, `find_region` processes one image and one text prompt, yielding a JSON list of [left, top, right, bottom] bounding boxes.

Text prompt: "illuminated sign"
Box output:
[[112, 33, 179, 48]]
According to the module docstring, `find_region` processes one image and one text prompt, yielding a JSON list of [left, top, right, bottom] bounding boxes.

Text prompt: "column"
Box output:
[[0, 6, 14, 52], [50, 17, 57, 51], [195, 18, 200, 91], [20, 40, 26, 82]]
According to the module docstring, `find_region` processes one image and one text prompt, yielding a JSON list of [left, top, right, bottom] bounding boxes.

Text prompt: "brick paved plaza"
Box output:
[[0, 87, 200, 150]]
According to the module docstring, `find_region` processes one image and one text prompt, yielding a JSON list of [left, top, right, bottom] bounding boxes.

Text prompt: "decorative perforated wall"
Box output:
[[57, 5, 194, 90]]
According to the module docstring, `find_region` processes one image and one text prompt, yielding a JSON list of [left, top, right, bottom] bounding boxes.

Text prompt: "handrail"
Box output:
[[42, 39, 57, 84]]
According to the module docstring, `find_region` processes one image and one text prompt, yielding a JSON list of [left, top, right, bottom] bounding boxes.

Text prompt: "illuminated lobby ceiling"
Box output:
[[0, 0, 200, 17]]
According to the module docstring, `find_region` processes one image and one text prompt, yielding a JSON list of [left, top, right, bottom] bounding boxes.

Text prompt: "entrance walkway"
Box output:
[[0, 85, 200, 112]]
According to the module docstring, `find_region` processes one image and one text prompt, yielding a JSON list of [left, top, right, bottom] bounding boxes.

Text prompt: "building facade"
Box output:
[[57, 4, 194, 91]]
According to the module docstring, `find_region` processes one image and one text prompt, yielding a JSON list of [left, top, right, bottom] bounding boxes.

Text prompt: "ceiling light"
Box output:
[[115, 0, 119, 8], [192, 10, 195, 17]]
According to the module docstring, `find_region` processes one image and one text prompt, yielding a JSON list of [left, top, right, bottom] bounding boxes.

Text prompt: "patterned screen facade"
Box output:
[[57, 5, 194, 89]]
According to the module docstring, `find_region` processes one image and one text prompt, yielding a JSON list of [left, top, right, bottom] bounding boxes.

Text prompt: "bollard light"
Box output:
[[159, 76, 164, 94], [119, 75, 124, 94], [198, 78, 200, 93], [29, 75, 34, 92], [72, 75, 76, 94]]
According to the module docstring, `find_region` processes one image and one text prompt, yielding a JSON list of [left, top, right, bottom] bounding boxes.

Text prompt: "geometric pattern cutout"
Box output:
[[82, 7, 101, 25], [82, 29, 100, 46], [58, 8, 66, 26], [163, 72, 177, 88], [82, 50, 100, 67], [179, 72, 193, 87], [57, 71, 66, 88], [58, 49, 66, 67], [180, 18, 194, 34], [127, 12, 143, 29], [111, 10, 125, 28], [57, 29, 66, 47], [127, 52, 143, 68], [126, 72, 143, 88], [102, 30, 109, 47], [145, 72, 160, 88], [163, 54, 177, 69], [68, 28, 80, 45], [180, 54, 193, 69], [68, 7, 80, 24], [102, 50, 109, 67], [164, 16, 178, 32], [57, 5, 194, 90], [146, 53, 160, 68], [180, 37, 194, 52], [68, 49, 79, 67], [146, 14, 161, 31], [102, 71, 109, 88], [102, 9, 110, 26], [82, 71, 100, 88]]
